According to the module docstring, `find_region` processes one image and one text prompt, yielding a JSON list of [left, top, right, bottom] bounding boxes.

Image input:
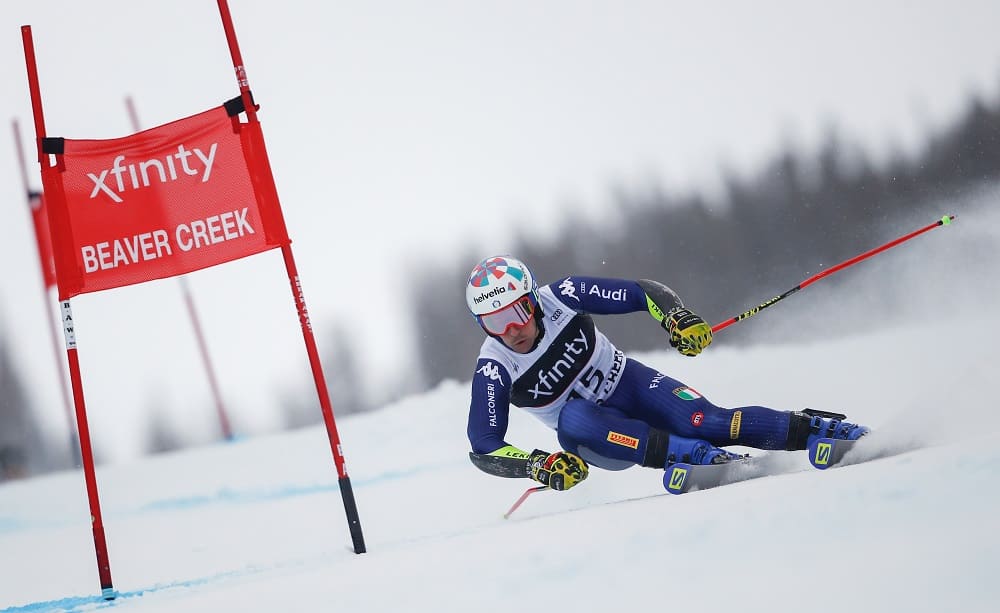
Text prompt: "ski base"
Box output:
[[807, 437, 859, 470]]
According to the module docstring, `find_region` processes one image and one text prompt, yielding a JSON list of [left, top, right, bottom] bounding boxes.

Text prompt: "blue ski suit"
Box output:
[[467, 276, 799, 472]]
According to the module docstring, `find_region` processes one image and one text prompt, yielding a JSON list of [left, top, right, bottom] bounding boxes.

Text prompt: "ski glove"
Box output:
[[663, 307, 713, 357], [527, 449, 589, 491]]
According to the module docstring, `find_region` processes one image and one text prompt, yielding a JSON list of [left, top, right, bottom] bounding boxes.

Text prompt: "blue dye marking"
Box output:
[[138, 461, 451, 512], [0, 569, 243, 612], [0, 460, 459, 537]]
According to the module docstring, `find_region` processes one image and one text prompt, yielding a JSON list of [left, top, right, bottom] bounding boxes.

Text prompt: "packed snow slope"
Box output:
[[1, 208, 999, 613]]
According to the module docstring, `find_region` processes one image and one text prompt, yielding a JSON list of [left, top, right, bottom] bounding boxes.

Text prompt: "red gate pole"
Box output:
[[11, 118, 81, 466], [21, 25, 117, 600], [123, 97, 234, 441], [215, 0, 366, 553]]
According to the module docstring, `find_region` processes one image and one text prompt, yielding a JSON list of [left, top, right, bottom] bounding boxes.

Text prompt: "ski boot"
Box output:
[[803, 409, 870, 449], [665, 434, 741, 466]]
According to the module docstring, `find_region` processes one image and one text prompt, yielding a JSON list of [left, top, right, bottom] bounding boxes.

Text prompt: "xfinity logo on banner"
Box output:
[[86, 143, 219, 204]]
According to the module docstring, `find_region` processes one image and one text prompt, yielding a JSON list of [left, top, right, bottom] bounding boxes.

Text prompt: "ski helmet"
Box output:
[[466, 255, 539, 335]]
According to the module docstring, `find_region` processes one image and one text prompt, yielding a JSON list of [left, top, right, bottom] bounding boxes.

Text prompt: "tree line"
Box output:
[[410, 88, 1000, 387]]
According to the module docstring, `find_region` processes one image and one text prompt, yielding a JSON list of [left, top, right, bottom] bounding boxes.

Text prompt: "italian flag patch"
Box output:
[[672, 386, 702, 401]]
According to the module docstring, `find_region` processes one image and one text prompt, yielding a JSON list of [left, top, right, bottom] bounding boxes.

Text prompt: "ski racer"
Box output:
[[465, 255, 869, 491]]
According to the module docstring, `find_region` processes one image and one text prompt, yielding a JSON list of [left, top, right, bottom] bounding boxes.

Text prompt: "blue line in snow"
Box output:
[[0, 569, 244, 612], [0, 460, 458, 535], [137, 461, 452, 511]]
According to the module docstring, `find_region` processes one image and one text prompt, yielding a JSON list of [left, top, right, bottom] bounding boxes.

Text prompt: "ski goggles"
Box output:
[[476, 293, 537, 336]]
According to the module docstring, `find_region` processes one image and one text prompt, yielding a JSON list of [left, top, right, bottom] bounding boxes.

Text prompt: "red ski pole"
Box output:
[[504, 485, 550, 519], [712, 215, 955, 333]]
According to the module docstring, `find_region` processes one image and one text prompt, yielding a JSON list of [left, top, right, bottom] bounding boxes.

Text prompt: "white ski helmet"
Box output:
[[466, 256, 539, 334]]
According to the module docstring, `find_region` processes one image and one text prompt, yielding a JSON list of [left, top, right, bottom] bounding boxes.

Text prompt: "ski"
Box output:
[[807, 437, 860, 470], [662, 455, 755, 495], [662, 437, 870, 494]]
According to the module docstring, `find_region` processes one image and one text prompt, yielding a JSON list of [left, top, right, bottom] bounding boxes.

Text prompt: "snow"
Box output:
[[2, 300, 999, 612]]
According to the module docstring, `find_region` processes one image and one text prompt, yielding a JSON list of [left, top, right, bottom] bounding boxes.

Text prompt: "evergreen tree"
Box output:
[[0, 332, 42, 481]]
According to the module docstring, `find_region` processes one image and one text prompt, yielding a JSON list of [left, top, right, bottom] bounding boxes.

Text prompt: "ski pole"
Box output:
[[504, 485, 549, 519], [712, 215, 955, 333]]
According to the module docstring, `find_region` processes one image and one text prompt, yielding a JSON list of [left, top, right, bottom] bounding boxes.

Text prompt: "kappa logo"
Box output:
[[558, 277, 580, 301], [476, 362, 505, 386], [87, 143, 219, 204]]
